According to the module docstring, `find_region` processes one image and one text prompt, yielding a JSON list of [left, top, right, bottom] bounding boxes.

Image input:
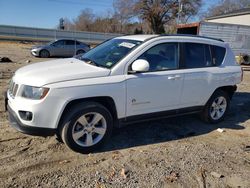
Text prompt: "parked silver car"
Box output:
[[31, 39, 90, 58]]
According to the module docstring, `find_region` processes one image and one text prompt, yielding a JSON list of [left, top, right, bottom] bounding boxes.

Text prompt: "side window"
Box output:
[[53, 40, 65, 47], [211, 45, 226, 66], [184, 43, 212, 68], [65, 40, 75, 45], [76, 41, 81, 45], [138, 43, 179, 72]]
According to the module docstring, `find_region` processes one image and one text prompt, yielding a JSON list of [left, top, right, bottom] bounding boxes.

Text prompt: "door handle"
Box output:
[[174, 75, 181, 79], [168, 76, 176, 80], [168, 75, 181, 80]]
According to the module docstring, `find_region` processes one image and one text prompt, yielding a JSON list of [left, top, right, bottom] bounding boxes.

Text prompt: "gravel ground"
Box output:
[[0, 41, 250, 188]]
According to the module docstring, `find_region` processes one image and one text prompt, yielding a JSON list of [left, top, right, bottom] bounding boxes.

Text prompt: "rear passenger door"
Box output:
[[179, 43, 225, 108]]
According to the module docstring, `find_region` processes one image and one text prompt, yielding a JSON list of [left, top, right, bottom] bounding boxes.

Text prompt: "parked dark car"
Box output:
[[31, 39, 90, 58]]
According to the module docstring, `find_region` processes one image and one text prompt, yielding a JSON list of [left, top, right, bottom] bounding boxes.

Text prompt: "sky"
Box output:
[[0, 0, 218, 29]]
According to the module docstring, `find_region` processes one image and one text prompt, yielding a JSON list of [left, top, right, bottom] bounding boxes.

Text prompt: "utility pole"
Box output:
[[74, 24, 76, 56], [177, 0, 183, 24]]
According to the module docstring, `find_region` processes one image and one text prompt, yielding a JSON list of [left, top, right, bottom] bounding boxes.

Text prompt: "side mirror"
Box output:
[[130, 59, 149, 73]]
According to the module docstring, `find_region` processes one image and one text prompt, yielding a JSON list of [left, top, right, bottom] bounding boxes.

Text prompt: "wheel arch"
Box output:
[[76, 49, 86, 54], [204, 85, 237, 108], [214, 85, 237, 100], [57, 96, 119, 130], [39, 49, 50, 57]]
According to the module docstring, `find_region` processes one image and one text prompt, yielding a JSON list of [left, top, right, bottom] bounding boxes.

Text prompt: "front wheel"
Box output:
[[201, 90, 230, 123], [39, 50, 50, 58], [60, 102, 113, 154]]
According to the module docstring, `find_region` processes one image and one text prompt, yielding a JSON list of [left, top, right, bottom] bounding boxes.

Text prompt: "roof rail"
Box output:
[[159, 34, 224, 42]]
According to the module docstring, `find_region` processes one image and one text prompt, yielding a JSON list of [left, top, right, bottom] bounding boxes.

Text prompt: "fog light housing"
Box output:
[[19, 111, 33, 121]]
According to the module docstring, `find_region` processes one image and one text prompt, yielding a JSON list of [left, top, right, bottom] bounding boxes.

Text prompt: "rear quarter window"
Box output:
[[211, 45, 226, 66]]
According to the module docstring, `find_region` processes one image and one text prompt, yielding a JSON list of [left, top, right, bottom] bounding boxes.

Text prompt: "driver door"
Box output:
[[125, 42, 184, 117], [50, 40, 66, 56]]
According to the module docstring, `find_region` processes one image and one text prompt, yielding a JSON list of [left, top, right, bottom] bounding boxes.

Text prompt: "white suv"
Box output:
[[6, 35, 242, 153]]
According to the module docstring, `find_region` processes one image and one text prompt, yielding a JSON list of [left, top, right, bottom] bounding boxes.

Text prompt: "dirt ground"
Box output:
[[0, 41, 250, 188]]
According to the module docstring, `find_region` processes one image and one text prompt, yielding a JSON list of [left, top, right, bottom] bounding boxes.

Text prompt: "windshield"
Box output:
[[76, 39, 142, 68], [47, 40, 56, 45]]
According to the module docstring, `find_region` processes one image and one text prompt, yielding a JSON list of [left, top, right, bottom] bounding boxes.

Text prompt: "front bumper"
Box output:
[[7, 104, 56, 136], [5, 92, 56, 136], [31, 49, 39, 57]]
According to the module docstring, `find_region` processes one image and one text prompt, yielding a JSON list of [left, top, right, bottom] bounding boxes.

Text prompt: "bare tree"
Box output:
[[113, 0, 136, 21], [113, 0, 137, 32], [73, 8, 95, 31], [206, 0, 250, 17], [62, 0, 203, 34], [114, 0, 202, 34], [63, 18, 75, 30], [178, 0, 202, 23], [92, 17, 120, 33], [65, 6, 144, 34]]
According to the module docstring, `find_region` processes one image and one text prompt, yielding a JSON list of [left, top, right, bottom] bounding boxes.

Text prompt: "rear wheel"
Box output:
[[40, 50, 50, 58], [76, 50, 85, 55], [201, 90, 229, 123], [243, 55, 249, 65], [60, 102, 113, 153]]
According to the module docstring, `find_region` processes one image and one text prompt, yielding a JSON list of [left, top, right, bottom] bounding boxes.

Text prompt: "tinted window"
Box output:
[[76, 41, 81, 45], [211, 45, 226, 66], [138, 43, 179, 71], [65, 40, 75, 45], [53, 40, 64, 46], [184, 43, 212, 68]]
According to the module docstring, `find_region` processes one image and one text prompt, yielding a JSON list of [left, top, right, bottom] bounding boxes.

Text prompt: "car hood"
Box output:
[[14, 58, 111, 86], [31, 45, 46, 49]]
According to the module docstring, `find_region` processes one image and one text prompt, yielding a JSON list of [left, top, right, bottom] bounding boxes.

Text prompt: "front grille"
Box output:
[[9, 80, 19, 98]]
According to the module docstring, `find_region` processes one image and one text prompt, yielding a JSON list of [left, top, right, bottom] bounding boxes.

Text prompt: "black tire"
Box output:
[[39, 50, 50, 58], [55, 132, 63, 143], [76, 50, 85, 55], [60, 102, 113, 154], [201, 90, 230, 123], [243, 55, 249, 64]]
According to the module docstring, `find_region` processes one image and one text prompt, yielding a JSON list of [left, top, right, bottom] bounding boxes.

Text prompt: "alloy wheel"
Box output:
[[210, 96, 227, 120], [71, 112, 107, 147]]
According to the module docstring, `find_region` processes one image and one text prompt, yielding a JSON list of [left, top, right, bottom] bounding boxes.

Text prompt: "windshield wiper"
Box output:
[[81, 57, 108, 69], [81, 58, 99, 66]]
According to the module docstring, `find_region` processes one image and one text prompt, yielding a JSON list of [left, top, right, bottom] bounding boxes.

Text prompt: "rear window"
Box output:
[[211, 45, 226, 66], [184, 43, 212, 68]]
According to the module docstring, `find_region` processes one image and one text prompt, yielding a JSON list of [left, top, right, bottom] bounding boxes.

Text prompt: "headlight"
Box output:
[[22, 85, 49, 100]]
